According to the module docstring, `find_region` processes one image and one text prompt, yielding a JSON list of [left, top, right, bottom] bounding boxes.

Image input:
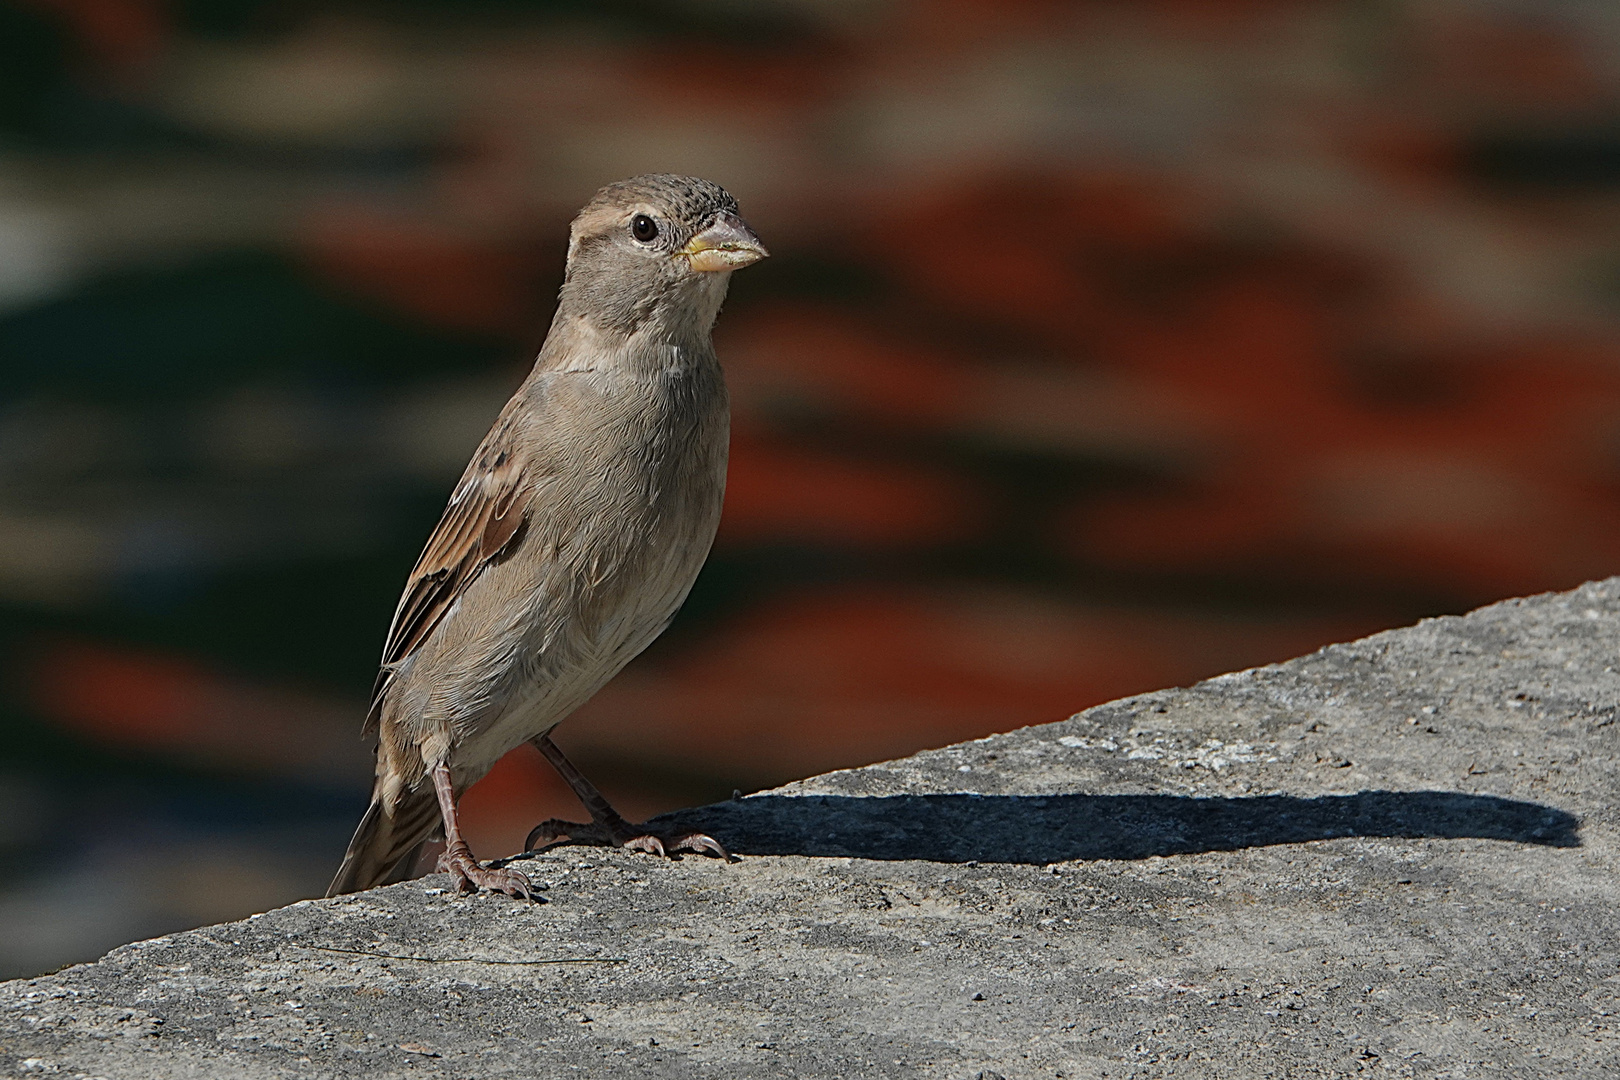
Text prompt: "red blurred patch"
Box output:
[[720, 303, 974, 427], [870, 173, 1201, 349], [1420, 9, 1608, 112], [33, 640, 207, 744], [1069, 320, 1620, 598], [720, 426, 985, 546], [453, 743, 556, 860], [629, 49, 845, 115], [298, 208, 547, 336], [25, 639, 370, 780]]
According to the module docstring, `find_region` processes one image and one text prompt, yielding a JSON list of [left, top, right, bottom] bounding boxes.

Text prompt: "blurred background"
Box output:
[[1, 0, 1618, 977]]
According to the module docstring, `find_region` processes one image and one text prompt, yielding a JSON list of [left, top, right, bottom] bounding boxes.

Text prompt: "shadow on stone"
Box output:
[[653, 791, 1579, 864]]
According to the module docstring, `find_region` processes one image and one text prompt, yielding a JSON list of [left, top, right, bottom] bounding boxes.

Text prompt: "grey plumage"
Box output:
[[329, 175, 765, 898]]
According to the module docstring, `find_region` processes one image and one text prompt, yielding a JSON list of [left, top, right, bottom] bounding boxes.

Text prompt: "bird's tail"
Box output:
[[327, 783, 443, 897]]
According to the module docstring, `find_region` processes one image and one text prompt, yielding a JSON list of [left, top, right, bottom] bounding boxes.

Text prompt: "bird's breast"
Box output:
[[519, 358, 728, 664]]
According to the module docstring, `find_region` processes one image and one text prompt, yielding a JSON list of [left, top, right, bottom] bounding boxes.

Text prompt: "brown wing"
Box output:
[[364, 411, 529, 734]]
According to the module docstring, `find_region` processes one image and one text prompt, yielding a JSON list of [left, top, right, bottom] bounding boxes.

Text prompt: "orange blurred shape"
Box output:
[[719, 427, 984, 547], [26, 639, 370, 780], [299, 208, 544, 336]]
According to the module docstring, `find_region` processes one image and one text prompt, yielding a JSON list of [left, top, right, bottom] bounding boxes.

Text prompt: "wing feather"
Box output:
[[364, 411, 529, 734]]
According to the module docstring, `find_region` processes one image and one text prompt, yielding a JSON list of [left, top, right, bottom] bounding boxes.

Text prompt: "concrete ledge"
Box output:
[[5, 581, 1619, 1078]]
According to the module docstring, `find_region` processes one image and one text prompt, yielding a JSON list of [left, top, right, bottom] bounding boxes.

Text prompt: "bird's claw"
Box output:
[[526, 818, 733, 862], [436, 841, 540, 900], [622, 831, 730, 859], [623, 833, 666, 857], [670, 832, 730, 859]]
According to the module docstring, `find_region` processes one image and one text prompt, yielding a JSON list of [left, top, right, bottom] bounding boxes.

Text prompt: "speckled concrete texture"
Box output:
[[4, 581, 1618, 1078]]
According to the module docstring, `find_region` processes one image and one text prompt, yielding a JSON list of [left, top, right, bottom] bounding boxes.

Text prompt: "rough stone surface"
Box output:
[[4, 581, 1620, 1078]]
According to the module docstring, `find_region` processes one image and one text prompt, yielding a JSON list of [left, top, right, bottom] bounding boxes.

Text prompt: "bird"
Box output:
[[327, 174, 767, 899]]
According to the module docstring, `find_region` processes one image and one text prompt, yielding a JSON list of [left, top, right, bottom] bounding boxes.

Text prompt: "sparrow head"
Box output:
[[560, 174, 767, 338]]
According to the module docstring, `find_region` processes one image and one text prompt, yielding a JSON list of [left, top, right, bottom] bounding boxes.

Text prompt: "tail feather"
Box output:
[[327, 785, 443, 897]]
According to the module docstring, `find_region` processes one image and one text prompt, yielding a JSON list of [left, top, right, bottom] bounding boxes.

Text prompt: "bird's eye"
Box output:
[[631, 214, 658, 242]]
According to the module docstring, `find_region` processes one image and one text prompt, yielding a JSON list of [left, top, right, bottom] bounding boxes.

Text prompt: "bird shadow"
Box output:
[[653, 790, 1579, 864]]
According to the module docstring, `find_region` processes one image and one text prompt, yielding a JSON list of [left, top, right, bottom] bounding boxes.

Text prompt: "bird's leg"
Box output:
[[524, 734, 731, 860], [430, 763, 537, 899]]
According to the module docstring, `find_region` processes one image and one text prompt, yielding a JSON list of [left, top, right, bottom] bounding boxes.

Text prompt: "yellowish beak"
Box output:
[[681, 213, 768, 272]]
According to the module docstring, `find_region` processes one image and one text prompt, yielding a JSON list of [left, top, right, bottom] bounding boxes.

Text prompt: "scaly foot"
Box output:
[[525, 733, 734, 861], [525, 817, 732, 860], [436, 839, 539, 899]]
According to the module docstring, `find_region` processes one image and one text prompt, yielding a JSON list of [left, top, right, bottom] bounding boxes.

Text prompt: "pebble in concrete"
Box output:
[[3, 580, 1618, 1077]]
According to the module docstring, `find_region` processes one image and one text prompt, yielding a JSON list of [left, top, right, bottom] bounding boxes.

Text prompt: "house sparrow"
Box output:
[[328, 175, 766, 899]]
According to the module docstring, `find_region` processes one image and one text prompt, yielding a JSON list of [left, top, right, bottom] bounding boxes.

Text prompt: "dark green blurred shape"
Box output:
[[0, 4, 70, 140], [0, 252, 507, 401], [1471, 125, 1620, 189]]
